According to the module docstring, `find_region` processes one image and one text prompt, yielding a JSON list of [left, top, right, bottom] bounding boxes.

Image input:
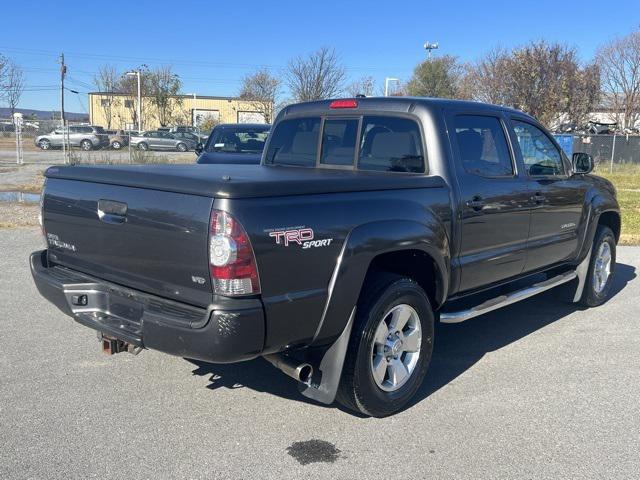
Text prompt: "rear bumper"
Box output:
[[30, 250, 265, 363]]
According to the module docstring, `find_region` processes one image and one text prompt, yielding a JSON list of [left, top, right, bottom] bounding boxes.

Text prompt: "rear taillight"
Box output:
[[209, 210, 260, 296]]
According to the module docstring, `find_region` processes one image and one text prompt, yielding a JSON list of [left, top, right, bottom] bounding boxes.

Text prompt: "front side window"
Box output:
[[512, 120, 565, 176], [264, 117, 321, 166], [358, 116, 424, 173], [320, 119, 358, 166], [454, 115, 514, 177]]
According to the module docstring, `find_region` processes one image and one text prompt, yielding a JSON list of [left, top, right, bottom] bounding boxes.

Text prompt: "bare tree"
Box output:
[[0, 54, 8, 100], [346, 76, 376, 97], [287, 47, 346, 102], [596, 30, 640, 129], [460, 48, 511, 104], [239, 68, 281, 123], [4, 61, 24, 116], [147, 66, 182, 127], [564, 62, 601, 128], [93, 65, 120, 129], [503, 42, 599, 127], [406, 55, 462, 99]]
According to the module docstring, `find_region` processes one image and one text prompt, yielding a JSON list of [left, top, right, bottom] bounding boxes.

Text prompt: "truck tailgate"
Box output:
[[43, 178, 214, 307]]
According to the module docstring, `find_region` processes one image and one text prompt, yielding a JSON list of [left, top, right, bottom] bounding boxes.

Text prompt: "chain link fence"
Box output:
[[554, 134, 640, 171]]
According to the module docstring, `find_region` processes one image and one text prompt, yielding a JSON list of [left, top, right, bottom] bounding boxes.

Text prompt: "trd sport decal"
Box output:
[[266, 227, 333, 249]]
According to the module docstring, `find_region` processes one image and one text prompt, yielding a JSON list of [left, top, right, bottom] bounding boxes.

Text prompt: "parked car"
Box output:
[[105, 129, 128, 150], [129, 131, 198, 151], [35, 125, 109, 151], [171, 125, 208, 143], [196, 123, 270, 164], [31, 97, 620, 417]]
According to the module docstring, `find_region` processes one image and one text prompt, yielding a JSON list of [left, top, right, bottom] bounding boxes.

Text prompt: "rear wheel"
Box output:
[[337, 274, 434, 417], [580, 225, 616, 307], [80, 139, 93, 151], [138, 142, 149, 151], [176, 142, 187, 152], [111, 141, 122, 150], [38, 139, 51, 150]]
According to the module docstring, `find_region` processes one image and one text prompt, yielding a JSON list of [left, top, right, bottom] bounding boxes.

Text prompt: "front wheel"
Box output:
[[111, 141, 122, 150], [580, 225, 616, 307], [337, 274, 434, 417], [38, 139, 51, 150], [176, 142, 187, 152], [138, 142, 149, 151]]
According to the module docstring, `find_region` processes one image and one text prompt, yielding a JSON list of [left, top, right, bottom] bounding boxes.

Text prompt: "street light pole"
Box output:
[[384, 77, 400, 97], [126, 71, 142, 132], [187, 93, 197, 127]]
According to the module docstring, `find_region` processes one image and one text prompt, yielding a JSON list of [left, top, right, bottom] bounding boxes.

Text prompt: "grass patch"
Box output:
[[594, 164, 640, 245]]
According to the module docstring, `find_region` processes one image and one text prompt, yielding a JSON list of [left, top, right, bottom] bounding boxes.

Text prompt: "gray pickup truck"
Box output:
[[31, 97, 620, 417]]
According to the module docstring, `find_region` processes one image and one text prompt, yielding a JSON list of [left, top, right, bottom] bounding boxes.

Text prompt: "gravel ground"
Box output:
[[1, 229, 639, 479]]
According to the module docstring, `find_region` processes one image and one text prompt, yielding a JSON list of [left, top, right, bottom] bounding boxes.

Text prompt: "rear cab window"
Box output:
[[265, 115, 425, 173]]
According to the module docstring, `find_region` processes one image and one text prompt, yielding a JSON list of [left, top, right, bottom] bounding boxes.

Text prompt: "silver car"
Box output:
[[129, 131, 198, 152], [35, 125, 109, 151]]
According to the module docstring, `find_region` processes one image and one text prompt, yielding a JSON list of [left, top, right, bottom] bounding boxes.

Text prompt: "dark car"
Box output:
[[31, 97, 620, 417], [196, 123, 270, 164]]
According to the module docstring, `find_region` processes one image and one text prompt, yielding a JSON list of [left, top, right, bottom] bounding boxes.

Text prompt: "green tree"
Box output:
[[406, 55, 461, 98]]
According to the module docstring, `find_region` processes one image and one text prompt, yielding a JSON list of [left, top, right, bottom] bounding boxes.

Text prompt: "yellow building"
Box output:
[[88, 92, 267, 130]]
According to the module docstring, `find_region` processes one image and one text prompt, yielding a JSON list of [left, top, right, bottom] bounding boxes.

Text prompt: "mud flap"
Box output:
[[573, 246, 593, 302], [299, 307, 355, 404]]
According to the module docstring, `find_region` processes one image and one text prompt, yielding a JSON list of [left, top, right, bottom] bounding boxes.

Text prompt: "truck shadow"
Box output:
[[186, 263, 636, 415]]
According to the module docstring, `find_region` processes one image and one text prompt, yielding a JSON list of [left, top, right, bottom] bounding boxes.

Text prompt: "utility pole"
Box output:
[[59, 53, 69, 163]]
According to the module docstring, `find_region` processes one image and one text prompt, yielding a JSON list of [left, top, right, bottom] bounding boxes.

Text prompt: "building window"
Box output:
[[100, 99, 110, 107], [124, 100, 133, 108]]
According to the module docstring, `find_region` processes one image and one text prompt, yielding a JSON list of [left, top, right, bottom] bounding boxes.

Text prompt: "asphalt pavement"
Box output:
[[1, 228, 639, 479]]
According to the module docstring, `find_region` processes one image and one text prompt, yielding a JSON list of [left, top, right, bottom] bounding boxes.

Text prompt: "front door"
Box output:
[[449, 113, 531, 292], [508, 118, 588, 272]]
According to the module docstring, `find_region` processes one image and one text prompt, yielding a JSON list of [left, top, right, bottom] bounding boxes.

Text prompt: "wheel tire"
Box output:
[[80, 140, 93, 151], [111, 141, 122, 150], [176, 142, 187, 152], [39, 139, 51, 150], [336, 274, 434, 417], [580, 225, 616, 307], [138, 142, 149, 151]]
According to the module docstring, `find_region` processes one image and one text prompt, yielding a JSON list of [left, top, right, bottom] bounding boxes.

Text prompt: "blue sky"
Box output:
[[2, 0, 638, 112]]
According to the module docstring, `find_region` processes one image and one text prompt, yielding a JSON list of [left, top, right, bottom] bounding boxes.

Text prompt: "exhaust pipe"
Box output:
[[263, 353, 313, 385]]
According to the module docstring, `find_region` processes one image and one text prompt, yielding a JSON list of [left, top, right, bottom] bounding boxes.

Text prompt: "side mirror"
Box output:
[[195, 143, 204, 156], [572, 152, 593, 174]]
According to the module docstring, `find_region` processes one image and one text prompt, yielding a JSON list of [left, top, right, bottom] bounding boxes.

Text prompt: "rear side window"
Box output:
[[320, 119, 358, 166], [265, 117, 321, 166], [454, 115, 514, 177], [358, 116, 424, 173]]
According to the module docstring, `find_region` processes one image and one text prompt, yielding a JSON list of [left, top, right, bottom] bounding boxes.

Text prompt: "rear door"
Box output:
[[507, 117, 588, 271], [448, 111, 531, 292]]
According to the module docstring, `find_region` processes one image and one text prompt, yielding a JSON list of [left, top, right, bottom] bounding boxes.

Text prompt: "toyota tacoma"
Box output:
[[31, 97, 620, 417]]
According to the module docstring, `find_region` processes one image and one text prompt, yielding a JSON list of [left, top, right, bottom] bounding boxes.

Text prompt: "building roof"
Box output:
[[89, 92, 242, 101]]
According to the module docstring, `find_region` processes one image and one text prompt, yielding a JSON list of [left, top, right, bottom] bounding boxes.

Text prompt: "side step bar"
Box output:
[[440, 270, 578, 324]]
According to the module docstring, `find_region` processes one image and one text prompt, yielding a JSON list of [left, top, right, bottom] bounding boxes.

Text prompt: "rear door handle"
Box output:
[[466, 196, 484, 211]]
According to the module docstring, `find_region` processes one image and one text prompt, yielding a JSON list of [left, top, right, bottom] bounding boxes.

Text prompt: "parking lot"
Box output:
[[1, 228, 639, 479]]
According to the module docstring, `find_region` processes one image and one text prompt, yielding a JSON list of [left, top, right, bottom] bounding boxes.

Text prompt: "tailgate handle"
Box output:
[[97, 199, 127, 224]]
